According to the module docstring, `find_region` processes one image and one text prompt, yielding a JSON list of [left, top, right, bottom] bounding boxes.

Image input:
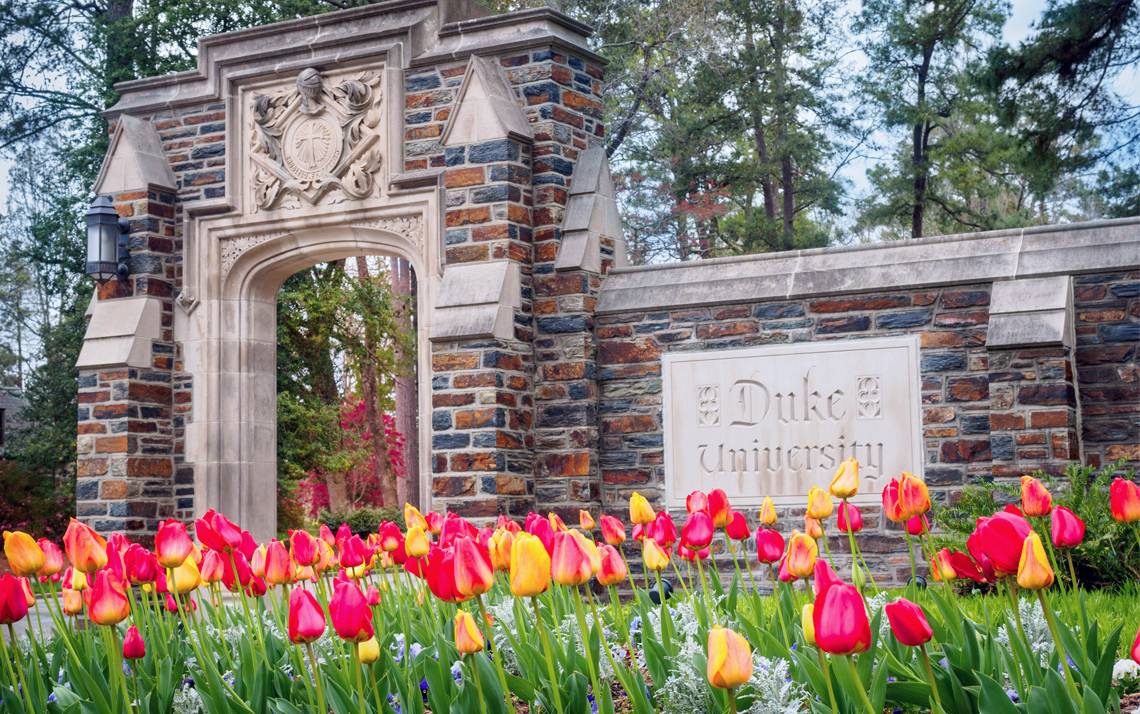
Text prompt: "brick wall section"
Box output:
[[76, 187, 179, 539], [1073, 271, 1140, 466]]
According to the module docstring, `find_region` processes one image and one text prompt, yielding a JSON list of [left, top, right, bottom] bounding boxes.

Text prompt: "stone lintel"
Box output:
[[555, 147, 626, 272], [987, 276, 1073, 349], [596, 218, 1140, 314], [430, 260, 521, 341], [77, 296, 164, 370]]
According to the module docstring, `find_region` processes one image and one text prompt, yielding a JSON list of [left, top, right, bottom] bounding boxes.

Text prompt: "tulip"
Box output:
[[837, 501, 863, 533], [905, 514, 929, 536], [885, 598, 933, 646], [829, 457, 860, 499], [66, 566, 86, 591], [599, 515, 626, 545], [881, 479, 905, 523], [758, 497, 777, 526], [0, 573, 29, 625], [290, 529, 319, 566], [777, 555, 794, 582], [579, 510, 596, 531], [36, 539, 64, 578], [726, 511, 750, 540], [426, 547, 467, 603], [898, 472, 931, 519], [680, 511, 714, 551], [931, 548, 956, 582], [806, 487, 834, 520], [813, 582, 871, 655], [629, 492, 655, 524], [454, 610, 485, 654], [264, 540, 292, 586], [154, 519, 193, 569], [804, 515, 824, 540], [974, 511, 1032, 575], [359, 636, 380, 664], [1132, 623, 1140, 665], [755, 528, 785, 564], [678, 543, 709, 561], [1051, 506, 1085, 548], [3, 530, 44, 577], [195, 509, 243, 553], [318, 524, 336, 546], [377, 522, 401, 553], [509, 532, 551, 597], [63, 518, 108, 573], [548, 512, 569, 533], [168, 555, 201, 595], [1110, 478, 1140, 523], [221, 550, 254, 591], [708, 489, 732, 528], [801, 603, 816, 645], [405, 526, 430, 558], [87, 569, 130, 626], [329, 580, 374, 642], [706, 626, 752, 689], [1016, 532, 1054, 590], [551, 531, 593, 586], [813, 559, 842, 598], [787, 531, 818, 578], [62, 586, 83, 616], [572, 529, 602, 573], [425, 511, 445, 535], [339, 534, 368, 569], [454, 537, 495, 597], [1019, 475, 1052, 517], [122, 625, 146, 659], [686, 490, 709, 514], [597, 544, 627, 586], [199, 550, 225, 584], [948, 550, 989, 583], [488, 528, 514, 572], [404, 503, 428, 532], [647, 511, 677, 548], [527, 516, 555, 554], [288, 587, 325, 644], [643, 537, 670, 571]]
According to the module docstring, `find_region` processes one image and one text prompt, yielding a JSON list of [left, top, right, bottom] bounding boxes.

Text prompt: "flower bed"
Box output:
[[2, 463, 1140, 713]]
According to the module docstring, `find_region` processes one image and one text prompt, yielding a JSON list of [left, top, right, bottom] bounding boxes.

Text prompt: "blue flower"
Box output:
[[450, 662, 463, 683], [387, 693, 403, 714], [1006, 688, 1020, 703]]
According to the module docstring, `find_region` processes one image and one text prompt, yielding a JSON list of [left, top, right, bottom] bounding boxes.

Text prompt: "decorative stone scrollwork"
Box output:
[[351, 215, 425, 253], [249, 67, 383, 211], [856, 375, 881, 419], [220, 232, 288, 280]]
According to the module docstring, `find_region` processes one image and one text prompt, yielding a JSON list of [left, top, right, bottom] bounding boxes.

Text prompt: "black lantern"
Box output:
[[85, 195, 130, 283]]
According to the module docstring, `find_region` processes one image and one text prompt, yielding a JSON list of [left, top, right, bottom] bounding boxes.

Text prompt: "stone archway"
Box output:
[[179, 211, 436, 541]]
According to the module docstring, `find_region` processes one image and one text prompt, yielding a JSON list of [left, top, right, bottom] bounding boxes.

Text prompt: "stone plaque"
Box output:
[[663, 336, 923, 508]]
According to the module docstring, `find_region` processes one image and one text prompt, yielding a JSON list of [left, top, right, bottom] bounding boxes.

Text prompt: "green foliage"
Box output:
[[935, 461, 1140, 589], [317, 505, 405, 536]]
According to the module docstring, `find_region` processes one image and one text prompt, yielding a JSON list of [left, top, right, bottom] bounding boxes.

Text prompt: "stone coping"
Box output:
[[596, 217, 1140, 314]]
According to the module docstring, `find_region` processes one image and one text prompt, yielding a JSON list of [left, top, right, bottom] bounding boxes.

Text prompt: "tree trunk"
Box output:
[[912, 43, 935, 239], [390, 256, 418, 509], [354, 256, 397, 509], [781, 155, 795, 248], [743, 29, 777, 221]]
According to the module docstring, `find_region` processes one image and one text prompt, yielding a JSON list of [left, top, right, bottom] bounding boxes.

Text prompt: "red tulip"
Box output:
[[195, 509, 243, 553], [777, 555, 794, 582], [837, 501, 863, 533], [339, 535, 368, 569], [378, 522, 402, 553], [813, 582, 871, 655], [122, 625, 146, 659], [366, 585, 381, 606], [496, 515, 521, 534], [329, 579, 374, 642], [648, 511, 678, 548], [597, 544, 627, 586], [318, 524, 336, 546], [972, 511, 1032, 575], [526, 516, 556, 554], [425, 511, 444, 535], [678, 542, 710, 561], [686, 491, 709, 514], [1020, 476, 1052, 517], [264, 540, 292, 586], [1110, 478, 1140, 523], [290, 529, 319, 566], [221, 550, 253, 591], [881, 479, 905, 523], [155, 519, 194, 569], [86, 569, 130, 626], [36, 539, 64, 578], [947, 550, 990, 583], [599, 515, 626, 545], [681, 511, 714, 551], [812, 558, 842, 597], [551, 531, 594, 586], [1051, 506, 1085, 548], [726, 511, 750, 540], [124, 544, 158, 585], [288, 587, 325, 644], [439, 513, 478, 548], [1131, 623, 1140, 665], [905, 514, 929, 536], [63, 518, 108, 574], [426, 547, 468, 603], [453, 536, 494, 597], [708, 489, 732, 528], [0, 574, 29, 625], [755, 528, 785, 564], [885, 598, 933, 646], [199, 550, 224, 584], [1003, 503, 1025, 517]]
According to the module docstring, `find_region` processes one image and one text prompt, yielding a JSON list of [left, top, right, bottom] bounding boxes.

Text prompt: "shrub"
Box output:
[[935, 461, 1140, 589], [317, 505, 404, 536]]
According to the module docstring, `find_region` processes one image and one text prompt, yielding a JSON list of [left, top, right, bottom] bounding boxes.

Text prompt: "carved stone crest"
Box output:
[[249, 68, 383, 210]]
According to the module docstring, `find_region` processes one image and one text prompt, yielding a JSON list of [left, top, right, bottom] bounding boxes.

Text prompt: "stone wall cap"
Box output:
[[990, 276, 1071, 314]]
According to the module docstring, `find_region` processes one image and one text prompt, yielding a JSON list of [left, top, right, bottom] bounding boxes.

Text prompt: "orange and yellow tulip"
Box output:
[[264, 540, 292, 586], [629, 492, 655, 525], [2, 531, 44, 577], [509, 532, 551, 597], [63, 519, 107, 574], [829, 458, 860, 499], [1016, 531, 1054, 590], [1110, 478, 1140, 523], [758, 497, 778, 526], [643, 537, 670, 571], [1020, 476, 1052, 517], [706, 626, 752, 689], [786, 531, 818, 579], [579, 510, 596, 531], [488, 528, 514, 572], [897, 472, 930, 520], [806, 487, 834, 520], [597, 544, 627, 586], [454, 610, 485, 654], [86, 569, 130, 626]]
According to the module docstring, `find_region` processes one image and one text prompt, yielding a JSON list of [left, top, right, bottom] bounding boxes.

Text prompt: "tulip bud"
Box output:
[[86, 569, 130, 626], [708, 489, 732, 528], [597, 544, 627, 586], [680, 511, 714, 551], [804, 515, 824, 540], [806, 487, 834, 520], [509, 532, 551, 597], [629, 492, 655, 525], [905, 514, 929, 537], [599, 515, 626, 545], [579, 510, 596, 531], [881, 479, 905, 523], [786, 531, 818, 579], [358, 636, 380, 664], [755, 528, 784, 564], [1110, 478, 1140, 523], [3, 531, 44, 577], [885, 598, 933, 646], [898, 472, 931, 520], [329, 580, 374, 642], [0, 574, 29, 625], [829, 457, 860, 499], [488, 528, 514, 572], [725, 511, 750, 541], [758, 497, 778, 526], [706, 626, 752, 689], [1016, 532, 1054, 590], [1051, 506, 1085, 549], [801, 604, 816, 646], [454, 610, 485, 654], [168, 555, 201, 595], [1020, 475, 1052, 517], [404, 503, 428, 532], [405, 526, 430, 558], [155, 519, 194, 569], [63, 518, 108, 574], [837, 501, 863, 534], [813, 582, 871, 655], [642, 537, 670, 572], [288, 587, 325, 644], [686, 491, 709, 514], [123, 625, 146, 659]]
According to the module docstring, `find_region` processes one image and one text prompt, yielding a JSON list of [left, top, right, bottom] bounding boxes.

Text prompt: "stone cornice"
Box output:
[[596, 217, 1140, 314]]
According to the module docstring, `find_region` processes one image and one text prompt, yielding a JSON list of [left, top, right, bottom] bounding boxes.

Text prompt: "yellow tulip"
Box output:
[[509, 532, 551, 597], [454, 610, 485, 654], [488, 528, 514, 572], [758, 497, 778, 526], [404, 503, 428, 532], [829, 458, 860, 499], [629, 492, 655, 525], [2, 531, 45, 577], [801, 603, 816, 646], [806, 487, 834, 520], [168, 555, 201, 595], [405, 526, 430, 558], [706, 626, 753, 689], [1017, 532, 1055, 590], [642, 538, 670, 572], [787, 530, 818, 579], [358, 636, 380, 664]]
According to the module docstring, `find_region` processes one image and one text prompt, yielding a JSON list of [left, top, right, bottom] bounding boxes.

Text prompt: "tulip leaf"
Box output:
[[869, 655, 889, 711], [885, 680, 933, 706], [1088, 623, 1120, 701], [268, 698, 306, 714], [1043, 669, 1078, 714], [1081, 686, 1108, 714], [505, 671, 535, 702], [976, 672, 1021, 714]]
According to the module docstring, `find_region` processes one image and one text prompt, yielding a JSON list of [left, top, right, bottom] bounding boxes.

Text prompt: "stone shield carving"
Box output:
[[249, 67, 383, 210]]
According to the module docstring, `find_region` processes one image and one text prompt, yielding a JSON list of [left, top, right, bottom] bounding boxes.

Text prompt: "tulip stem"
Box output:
[[816, 648, 839, 713], [1065, 550, 1079, 591], [727, 687, 738, 714], [655, 570, 673, 651], [1035, 590, 1083, 707], [843, 654, 876, 714], [305, 641, 328, 714], [820, 531, 835, 569], [1, 624, 34, 713], [919, 644, 945, 714], [351, 643, 367, 714], [532, 597, 565, 714], [369, 663, 384, 714], [588, 587, 632, 698], [477, 594, 515, 713], [904, 532, 917, 588], [467, 654, 489, 714]]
